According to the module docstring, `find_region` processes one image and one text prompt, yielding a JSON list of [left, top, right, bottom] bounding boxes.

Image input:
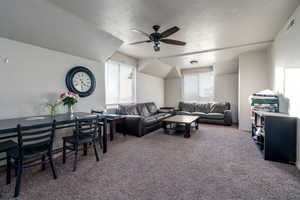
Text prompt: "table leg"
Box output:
[[110, 121, 115, 141], [184, 123, 191, 138], [163, 121, 169, 134], [195, 121, 199, 130], [102, 121, 107, 154]]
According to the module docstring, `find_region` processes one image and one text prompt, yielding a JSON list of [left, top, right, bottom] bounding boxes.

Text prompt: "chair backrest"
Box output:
[[74, 116, 99, 140], [16, 120, 56, 157]]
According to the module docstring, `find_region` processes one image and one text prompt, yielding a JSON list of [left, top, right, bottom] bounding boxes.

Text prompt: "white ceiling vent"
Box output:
[[286, 18, 295, 31]]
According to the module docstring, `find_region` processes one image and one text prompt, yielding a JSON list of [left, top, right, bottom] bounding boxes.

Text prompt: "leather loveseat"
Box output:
[[117, 102, 172, 137], [177, 102, 232, 126]]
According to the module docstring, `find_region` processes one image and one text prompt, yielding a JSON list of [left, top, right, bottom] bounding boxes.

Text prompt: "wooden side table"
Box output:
[[107, 117, 126, 141]]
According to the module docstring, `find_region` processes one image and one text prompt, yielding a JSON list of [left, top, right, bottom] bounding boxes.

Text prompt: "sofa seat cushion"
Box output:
[[202, 113, 224, 120], [153, 113, 171, 120], [143, 116, 158, 126], [177, 111, 192, 115], [192, 112, 207, 118]]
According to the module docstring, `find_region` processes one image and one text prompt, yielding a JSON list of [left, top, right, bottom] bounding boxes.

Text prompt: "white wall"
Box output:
[[214, 60, 239, 123], [238, 48, 270, 131], [268, 5, 300, 169], [0, 37, 106, 119], [215, 73, 238, 123], [136, 72, 165, 107], [165, 78, 182, 107]]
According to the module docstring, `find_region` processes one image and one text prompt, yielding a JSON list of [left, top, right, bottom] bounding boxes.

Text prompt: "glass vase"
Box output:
[[67, 105, 74, 118]]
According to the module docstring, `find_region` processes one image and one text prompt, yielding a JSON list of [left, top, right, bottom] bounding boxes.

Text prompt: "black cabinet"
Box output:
[[252, 111, 297, 164]]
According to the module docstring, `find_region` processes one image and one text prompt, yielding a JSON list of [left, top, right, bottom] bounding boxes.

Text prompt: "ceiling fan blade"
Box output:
[[160, 26, 180, 38], [130, 28, 150, 38], [160, 39, 186, 46], [128, 40, 151, 45]]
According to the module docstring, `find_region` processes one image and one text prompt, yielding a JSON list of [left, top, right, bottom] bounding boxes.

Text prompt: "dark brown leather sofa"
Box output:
[[117, 102, 172, 137], [177, 102, 233, 125]]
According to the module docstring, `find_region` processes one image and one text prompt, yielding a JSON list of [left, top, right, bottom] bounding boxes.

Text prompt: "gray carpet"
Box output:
[[1, 125, 300, 200]]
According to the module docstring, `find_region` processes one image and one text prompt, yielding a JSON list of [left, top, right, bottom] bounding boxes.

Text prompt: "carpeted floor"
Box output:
[[1, 124, 300, 200]]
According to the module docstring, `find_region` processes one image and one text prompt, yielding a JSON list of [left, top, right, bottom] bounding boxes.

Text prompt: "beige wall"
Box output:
[[0, 37, 106, 120], [215, 73, 238, 123], [110, 52, 165, 107], [268, 5, 300, 169], [164, 60, 239, 118], [136, 72, 165, 107], [165, 78, 182, 107], [238, 48, 270, 131]]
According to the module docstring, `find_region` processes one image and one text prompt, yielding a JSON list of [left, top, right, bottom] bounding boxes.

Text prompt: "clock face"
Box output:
[[72, 72, 92, 92], [66, 66, 96, 97]]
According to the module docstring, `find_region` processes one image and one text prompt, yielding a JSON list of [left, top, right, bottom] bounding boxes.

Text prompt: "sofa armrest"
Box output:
[[224, 110, 233, 126], [123, 115, 143, 137]]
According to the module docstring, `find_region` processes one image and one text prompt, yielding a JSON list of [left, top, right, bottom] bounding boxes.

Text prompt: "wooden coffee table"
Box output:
[[162, 115, 200, 138]]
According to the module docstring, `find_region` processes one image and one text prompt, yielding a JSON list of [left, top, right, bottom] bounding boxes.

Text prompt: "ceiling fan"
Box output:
[[129, 25, 186, 52]]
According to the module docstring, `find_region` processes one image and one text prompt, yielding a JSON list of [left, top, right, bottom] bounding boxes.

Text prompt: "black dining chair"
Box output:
[[6, 121, 57, 197], [62, 116, 100, 172]]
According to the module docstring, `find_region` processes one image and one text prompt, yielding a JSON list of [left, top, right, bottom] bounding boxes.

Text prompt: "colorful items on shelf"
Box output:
[[249, 90, 279, 113]]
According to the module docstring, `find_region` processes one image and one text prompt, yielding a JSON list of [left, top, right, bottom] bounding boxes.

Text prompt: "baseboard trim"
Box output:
[[297, 161, 300, 170]]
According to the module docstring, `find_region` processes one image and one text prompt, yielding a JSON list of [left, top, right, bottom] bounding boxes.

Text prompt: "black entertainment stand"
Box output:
[[252, 110, 297, 164]]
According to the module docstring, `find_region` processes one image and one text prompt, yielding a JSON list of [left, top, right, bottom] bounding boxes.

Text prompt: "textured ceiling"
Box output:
[[0, 0, 122, 62], [50, 0, 299, 66]]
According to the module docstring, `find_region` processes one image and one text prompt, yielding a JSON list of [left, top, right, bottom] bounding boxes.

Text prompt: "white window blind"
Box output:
[[183, 71, 214, 102], [105, 60, 136, 105]]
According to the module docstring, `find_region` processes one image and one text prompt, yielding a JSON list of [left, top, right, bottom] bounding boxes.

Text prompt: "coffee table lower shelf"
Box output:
[[162, 115, 200, 138]]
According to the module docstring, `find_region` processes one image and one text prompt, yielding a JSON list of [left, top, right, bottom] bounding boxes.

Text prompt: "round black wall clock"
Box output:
[[65, 66, 96, 97]]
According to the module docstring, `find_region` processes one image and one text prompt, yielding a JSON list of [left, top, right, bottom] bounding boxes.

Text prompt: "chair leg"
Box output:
[[72, 145, 78, 172], [93, 141, 100, 162], [48, 153, 57, 179], [14, 160, 23, 197], [41, 155, 46, 171], [83, 143, 88, 156], [99, 135, 103, 149], [62, 140, 66, 164], [14, 159, 18, 177], [6, 155, 11, 185]]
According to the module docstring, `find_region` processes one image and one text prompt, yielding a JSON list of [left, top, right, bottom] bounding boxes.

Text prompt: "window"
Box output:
[[183, 71, 214, 102], [284, 68, 300, 117], [105, 60, 136, 105]]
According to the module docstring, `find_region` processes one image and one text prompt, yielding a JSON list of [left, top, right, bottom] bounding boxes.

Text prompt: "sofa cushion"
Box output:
[[177, 111, 192, 115], [137, 103, 151, 117], [195, 103, 211, 113], [143, 116, 158, 126], [119, 104, 139, 115], [153, 113, 171, 120], [203, 113, 224, 120], [192, 112, 207, 118], [146, 102, 158, 114], [210, 102, 229, 114], [178, 102, 195, 112]]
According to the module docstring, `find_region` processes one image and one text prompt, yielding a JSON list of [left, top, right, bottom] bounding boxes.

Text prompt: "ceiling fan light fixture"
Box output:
[[154, 45, 160, 52], [130, 25, 185, 52]]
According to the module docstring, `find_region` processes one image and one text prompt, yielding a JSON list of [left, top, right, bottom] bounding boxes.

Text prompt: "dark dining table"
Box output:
[[0, 112, 108, 154]]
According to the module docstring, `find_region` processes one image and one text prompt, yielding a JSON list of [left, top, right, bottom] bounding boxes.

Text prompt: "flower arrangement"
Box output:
[[45, 100, 62, 117], [60, 92, 79, 106]]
